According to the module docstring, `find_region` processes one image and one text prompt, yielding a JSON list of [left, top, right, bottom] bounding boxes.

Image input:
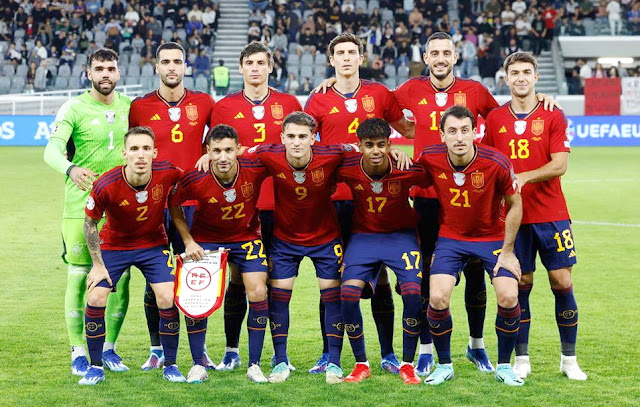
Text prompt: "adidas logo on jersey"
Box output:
[[418, 98, 428, 105], [208, 197, 218, 203], [119, 200, 129, 206], [329, 107, 340, 114], [234, 112, 245, 119], [91, 118, 100, 125], [355, 184, 364, 191], [438, 173, 447, 180], [150, 114, 161, 121], [277, 172, 286, 179], [499, 126, 507, 133]]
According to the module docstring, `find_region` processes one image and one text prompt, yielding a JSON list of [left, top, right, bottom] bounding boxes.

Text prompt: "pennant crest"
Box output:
[[370, 181, 383, 194], [252, 105, 265, 120], [435, 92, 448, 107], [454, 93, 466, 106], [388, 181, 401, 195], [186, 105, 198, 121], [271, 104, 284, 119], [241, 182, 254, 198], [453, 172, 466, 186], [344, 99, 358, 113], [514, 120, 527, 135], [311, 168, 325, 183], [532, 119, 544, 136], [223, 189, 237, 203], [362, 96, 375, 112], [168, 107, 181, 122], [293, 171, 306, 184], [152, 184, 164, 201], [471, 171, 484, 189], [135, 191, 148, 203]]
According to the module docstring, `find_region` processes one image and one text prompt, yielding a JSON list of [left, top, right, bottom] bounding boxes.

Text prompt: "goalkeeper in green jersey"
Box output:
[[44, 48, 132, 376]]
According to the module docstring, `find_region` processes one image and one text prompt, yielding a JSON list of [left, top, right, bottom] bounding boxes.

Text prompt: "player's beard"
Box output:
[[431, 63, 453, 81], [92, 79, 116, 96], [161, 73, 183, 89]]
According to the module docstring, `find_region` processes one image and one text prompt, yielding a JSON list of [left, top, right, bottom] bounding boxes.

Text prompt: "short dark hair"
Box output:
[[88, 48, 118, 67], [206, 124, 239, 144], [239, 41, 273, 66], [440, 105, 476, 132], [329, 33, 364, 55], [156, 41, 186, 61], [356, 118, 391, 141], [425, 31, 455, 48], [282, 111, 316, 132], [125, 126, 155, 145], [503, 51, 538, 73]]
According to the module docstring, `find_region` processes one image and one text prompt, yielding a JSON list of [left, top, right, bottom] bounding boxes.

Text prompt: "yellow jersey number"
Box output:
[[508, 139, 530, 159], [449, 188, 471, 208], [241, 239, 267, 261], [221, 203, 246, 220], [136, 206, 149, 221], [295, 186, 307, 200], [553, 229, 575, 252], [401, 251, 421, 270], [348, 118, 359, 134], [171, 124, 183, 143], [334, 243, 344, 264], [366, 196, 387, 213], [429, 111, 445, 131], [254, 123, 266, 143]]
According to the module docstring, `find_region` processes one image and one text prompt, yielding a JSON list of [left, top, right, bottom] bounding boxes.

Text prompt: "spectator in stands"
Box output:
[[629, 3, 640, 34], [505, 37, 521, 55], [26, 61, 37, 92], [567, 67, 582, 94], [201, 26, 214, 48], [607, 0, 622, 35], [79, 64, 90, 88], [530, 12, 547, 56], [33, 40, 48, 62], [60, 42, 76, 67], [542, 2, 558, 43], [495, 65, 509, 95], [193, 48, 211, 78], [566, 0, 579, 18], [609, 66, 620, 77], [6, 43, 22, 68], [187, 4, 204, 22], [189, 29, 204, 51], [596, 0, 609, 25], [381, 39, 398, 66], [248, 22, 261, 42], [297, 26, 317, 56], [105, 17, 122, 50], [124, 5, 140, 27], [270, 26, 288, 51], [202, 5, 217, 30], [140, 38, 157, 67], [460, 37, 477, 78], [617, 61, 629, 76], [568, 16, 587, 35], [409, 8, 424, 28], [594, 62, 607, 77], [579, 0, 597, 19], [249, 0, 269, 12], [34, 59, 51, 92], [512, 0, 528, 16], [502, 4, 517, 30], [187, 16, 204, 37], [285, 72, 300, 94]]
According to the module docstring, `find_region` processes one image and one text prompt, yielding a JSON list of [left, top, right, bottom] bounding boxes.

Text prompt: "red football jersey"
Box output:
[[210, 88, 302, 211], [129, 90, 215, 171], [394, 76, 498, 198], [337, 154, 429, 234], [86, 161, 183, 250], [305, 79, 404, 200], [417, 144, 517, 241], [483, 102, 571, 224], [168, 158, 267, 243], [245, 143, 352, 246]]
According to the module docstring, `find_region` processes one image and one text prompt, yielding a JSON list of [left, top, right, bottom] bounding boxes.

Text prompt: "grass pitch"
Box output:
[[0, 146, 638, 407]]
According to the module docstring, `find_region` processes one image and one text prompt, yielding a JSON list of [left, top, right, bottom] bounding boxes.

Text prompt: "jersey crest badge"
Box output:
[[388, 181, 401, 195], [311, 168, 324, 183], [514, 120, 527, 135], [105, 110, 115, 124], [471, 171, 484, 188], [168, 107, 181, 122], [370, 181, 383, 194], [271, 104, 284, 119], [362, 96, 375, 112], [435, 93, 448, 107], [152, 184, 164, 201], [86, 196, 95, 210], [223, 189, 237, 203], [344, 99, 358, 113], [252, 106, 265, 120], [532, 119, 544, 136], [186, 105, 198, 121], [454, 93, 466, 107], [135, 191, 148, 203], [453, 172, 466, 186], [293, 171, 306, 184], [241, 182, 254, 197]]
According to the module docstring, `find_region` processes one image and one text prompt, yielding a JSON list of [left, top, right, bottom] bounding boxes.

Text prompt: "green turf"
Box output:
[[0, 147, 638, 406]]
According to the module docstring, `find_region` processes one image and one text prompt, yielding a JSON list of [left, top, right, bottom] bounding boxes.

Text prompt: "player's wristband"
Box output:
[[66, 164, 77, 176]]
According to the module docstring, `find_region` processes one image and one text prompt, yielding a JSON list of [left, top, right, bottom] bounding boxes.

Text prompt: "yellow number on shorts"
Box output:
[[366, 196, 387, 213], [348, 118, 359, 134], [136, 206, 149, 221], [449, 188, 471, 208], [334, 243, 343, 263], [401, 251, 421, 270], [162, 249, 174, 268], [508, 139, 530, 159], [553, 229, 575, 252], [242, 239, 266, 260], [171, 124, 183, 143], [254, 123, 266, 143], [429, 111, 445, 131], [295, 186, 307, 200], [221, 203, 246, 220]]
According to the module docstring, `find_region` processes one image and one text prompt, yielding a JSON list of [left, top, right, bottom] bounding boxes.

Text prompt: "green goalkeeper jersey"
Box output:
[[44, 90, 131, 218]]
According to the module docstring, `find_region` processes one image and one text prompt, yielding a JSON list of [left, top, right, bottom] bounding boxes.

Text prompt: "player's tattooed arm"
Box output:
[[83, 215, 112, 291], [494, 192, 523, 280]]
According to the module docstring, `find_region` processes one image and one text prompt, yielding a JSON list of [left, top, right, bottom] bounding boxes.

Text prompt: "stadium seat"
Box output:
[[469, 74, 482, 83], [162, 29, 173, 42], [163, 19, 175, 30], [384, 77, 396, 88], [381, 9, 394, 25], [142, 76, 155, 92], [84, 30, 94, 41], [300, 53, 314, 66], [118, 41, 130, 54], [103, 0, 114, 10], [177, 29, 187, 42], [54, 76, 68, 90], [397, 64, 409, 79], [583, 19, 597, 36], [25, 40, 35, 52], [183, 76, 195, 89], [288, 43, 298, 55], [300, 65, 313, 79], [14, 28, 25, 40], [313, 76, 325, 87], [3, 65, 14, 76], [314, 53, 327, 65], [303, 10, 314, 20], [16, 64, 28, 77], [125, 76, 139, 86], [48, 65, 58, 76], [315, 65, 327, 77], [72, 64, 83, 77], [356, 0, 368, 11], [58, 64, 71, 77], [119, 53, 129, 66], [287, 54, 300, 67], [94, 31, 107, 44], [141, 64, 155, 77], [10, 76, 25, 93], [75, 53, 88, 66], [0, 77, 10, 94], [129, 53, 141, 67], [368, 0, 380, 13], [384, 64, 397, 78], [195, 76, 209, 93], [127, 64, 141, 77], [482, 77, 496, 93]]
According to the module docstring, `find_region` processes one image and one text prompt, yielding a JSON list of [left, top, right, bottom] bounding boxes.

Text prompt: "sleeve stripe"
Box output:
[[181, 172, 209, 188]]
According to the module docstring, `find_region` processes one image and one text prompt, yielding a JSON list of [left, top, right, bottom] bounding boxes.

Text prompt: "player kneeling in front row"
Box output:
[[417, 106, 524, 386], [80, 127, 185, 385], [337, 118, 428, 385], [169, 124, 271, 383]]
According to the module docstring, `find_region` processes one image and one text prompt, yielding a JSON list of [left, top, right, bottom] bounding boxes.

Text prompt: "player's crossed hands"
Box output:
[[86, 264, 112, 292], [69, 166, 98, 191], [493, 250, 522, 281]]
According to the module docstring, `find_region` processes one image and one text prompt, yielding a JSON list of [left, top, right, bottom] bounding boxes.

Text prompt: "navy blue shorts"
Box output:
[[165, 205, 196, 255], [515, 221, 578, 273], [201, 240, 268, 273], [430, 237, 517, 280], [269, 237, 343, 280], [99, 245, 174, 288], [343, 230, 423, 286]]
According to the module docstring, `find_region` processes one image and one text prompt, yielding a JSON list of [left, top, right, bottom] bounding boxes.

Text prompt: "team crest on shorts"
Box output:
[[168, 107, 181, 122], [223, 189, 237, 202], [362, 96, 375, 112], [152, 184, 163, 201], [293, 171, 306, 184], [311, 168, 324, 183], [454, 93, 466, 106], [252, 106, 265, 120], [453, 172, 466, 186], [271, 104, 284, 119], [344, 99, 358, 113], [105, 110, 115, 124], [370, 181, 383, 194], [388, 181, 401, 195], [435, 92, 448, 107], [186, 105, 198, 121], [241, 182, 254, 197], [514, 120, 527, 135], [471, 171, 484, 188], [532, 119, 544, 135], [136, 191, 148, 203], [86, 196, 95, 210]]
